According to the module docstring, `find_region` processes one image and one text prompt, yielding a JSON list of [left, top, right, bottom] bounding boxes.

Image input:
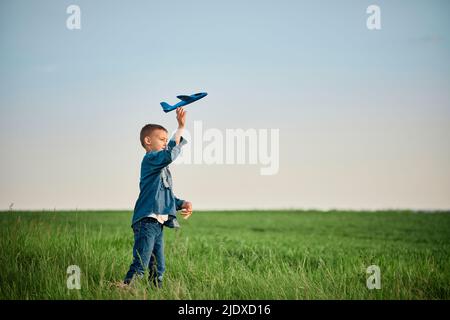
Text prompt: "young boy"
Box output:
[[124, 107, 192, 288]]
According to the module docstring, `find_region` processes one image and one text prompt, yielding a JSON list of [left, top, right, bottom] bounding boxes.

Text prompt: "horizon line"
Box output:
[[1, 207, 449, 213]]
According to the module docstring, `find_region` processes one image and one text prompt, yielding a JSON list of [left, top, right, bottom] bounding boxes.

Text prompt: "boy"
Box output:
[[124, 107, 192, 288]]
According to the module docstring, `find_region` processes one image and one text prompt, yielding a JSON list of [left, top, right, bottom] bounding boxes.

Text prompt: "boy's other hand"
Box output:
[[180, 201, 193, 219], [176, 107, 186, 129]]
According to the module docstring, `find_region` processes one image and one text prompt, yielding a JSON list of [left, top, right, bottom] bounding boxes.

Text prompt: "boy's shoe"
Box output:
[[149, 275, 163, 289], [163, 216, 180, 229], [123, 273, 143, 286], [114, 281, 131, 289]]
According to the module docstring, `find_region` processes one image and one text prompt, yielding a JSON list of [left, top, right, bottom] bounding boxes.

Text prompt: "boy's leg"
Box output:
[[124, 218, 159, 284], [148, 224, 165, 287]]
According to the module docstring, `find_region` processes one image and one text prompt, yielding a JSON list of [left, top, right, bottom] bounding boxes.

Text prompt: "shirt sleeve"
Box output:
[[174, 196, 185, 211], [145, 136, 188, 170]]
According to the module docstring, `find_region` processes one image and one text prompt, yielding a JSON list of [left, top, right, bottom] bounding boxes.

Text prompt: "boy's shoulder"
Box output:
[[141, 150, 169, 169], [142, 151, 157, 163]]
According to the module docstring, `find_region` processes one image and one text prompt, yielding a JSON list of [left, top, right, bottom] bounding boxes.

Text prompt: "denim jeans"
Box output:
[[124, 217, 165, 283]]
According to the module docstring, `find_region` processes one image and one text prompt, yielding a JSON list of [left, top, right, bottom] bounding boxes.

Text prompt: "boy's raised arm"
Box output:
[[145, 107, 188, 170], [146, 141, 185, 169], [174, 107, 186, 145]]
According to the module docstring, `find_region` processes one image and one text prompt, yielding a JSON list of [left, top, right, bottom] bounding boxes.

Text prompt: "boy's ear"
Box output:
[[144, 136, 151, 146]]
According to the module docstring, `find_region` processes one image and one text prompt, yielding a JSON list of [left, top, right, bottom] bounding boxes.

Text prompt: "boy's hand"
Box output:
[[176, 107, 186, 129], [180, 201, 193, 220]]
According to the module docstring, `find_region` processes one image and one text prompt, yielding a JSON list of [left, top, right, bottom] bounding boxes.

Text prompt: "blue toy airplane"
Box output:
[[160, 92, 208, 113]]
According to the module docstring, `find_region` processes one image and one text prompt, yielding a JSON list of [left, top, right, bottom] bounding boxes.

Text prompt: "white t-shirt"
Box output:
[[148, 213, 168, 224]]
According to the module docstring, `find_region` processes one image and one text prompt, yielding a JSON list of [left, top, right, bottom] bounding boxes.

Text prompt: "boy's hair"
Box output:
[[140, 124, 168, 148]]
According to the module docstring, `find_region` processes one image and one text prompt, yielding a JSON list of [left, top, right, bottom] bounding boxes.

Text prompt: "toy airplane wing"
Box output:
[[177, 95, 191, 101]]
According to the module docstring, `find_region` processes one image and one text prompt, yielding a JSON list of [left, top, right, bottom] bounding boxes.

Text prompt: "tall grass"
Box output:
[[0, 210, 449, 299]]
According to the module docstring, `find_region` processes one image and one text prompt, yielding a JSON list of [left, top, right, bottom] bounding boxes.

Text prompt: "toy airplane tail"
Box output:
[[160, 102, 173, 113]]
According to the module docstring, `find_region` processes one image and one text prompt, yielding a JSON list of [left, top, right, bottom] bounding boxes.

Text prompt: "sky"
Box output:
[[1, 0, 449, 211]]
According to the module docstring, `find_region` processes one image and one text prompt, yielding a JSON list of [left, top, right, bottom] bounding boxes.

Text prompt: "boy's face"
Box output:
[[147, 129, 168, 151]]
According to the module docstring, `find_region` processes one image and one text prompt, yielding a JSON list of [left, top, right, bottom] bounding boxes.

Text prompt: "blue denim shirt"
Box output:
[[131, 136, 187, 226]]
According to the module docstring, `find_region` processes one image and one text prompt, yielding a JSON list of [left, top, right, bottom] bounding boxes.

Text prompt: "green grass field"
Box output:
[[0, 210, 449, 300]]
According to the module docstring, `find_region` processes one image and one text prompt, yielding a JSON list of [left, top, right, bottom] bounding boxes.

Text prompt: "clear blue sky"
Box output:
[[1, 0, 449, 210]]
